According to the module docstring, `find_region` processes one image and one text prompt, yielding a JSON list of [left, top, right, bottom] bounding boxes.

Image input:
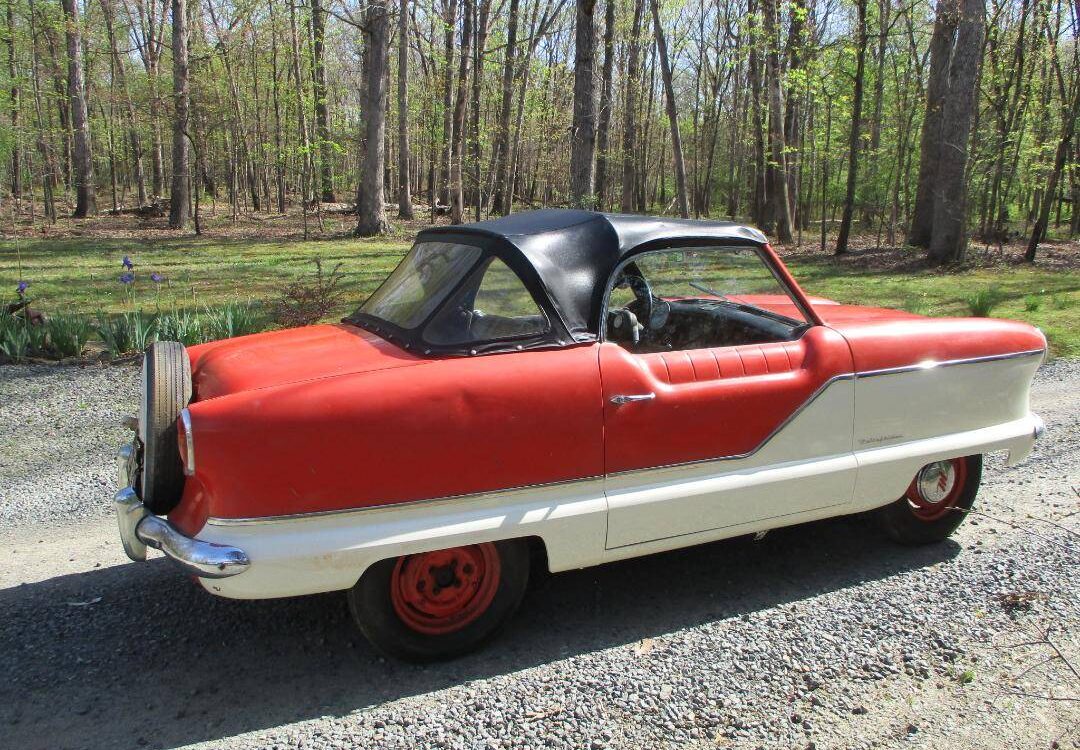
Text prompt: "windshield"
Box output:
[[358, 241, 483, 329]]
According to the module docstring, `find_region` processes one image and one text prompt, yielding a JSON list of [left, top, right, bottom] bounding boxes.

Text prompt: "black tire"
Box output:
[[141, 341, 192, 514], [347, 539, 530, 662], [875, 455, 982, 546]]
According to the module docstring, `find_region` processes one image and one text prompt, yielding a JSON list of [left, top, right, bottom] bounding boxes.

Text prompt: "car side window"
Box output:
[[604, 246, 808, 354], [424, 257, 549, 345]]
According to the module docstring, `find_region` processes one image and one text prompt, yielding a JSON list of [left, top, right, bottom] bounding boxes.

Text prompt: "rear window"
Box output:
[[359, 241, 483, 329]]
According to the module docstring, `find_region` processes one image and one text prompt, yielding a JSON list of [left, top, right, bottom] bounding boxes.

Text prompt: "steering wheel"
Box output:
[[621, 267, 653, 327], [618, 264, 670, 333]]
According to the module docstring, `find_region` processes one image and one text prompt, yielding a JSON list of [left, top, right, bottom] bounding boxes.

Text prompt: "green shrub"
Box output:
[[46, 314, 93, 358], [1023, 295, 1042, 312], [901, 295, 931, 316], [156, 309, 205, 346], [203, 302, 267, 341], [274, 258, 347, 328], [965, 287, 1006, 317], [97, 311, 156, 357], [0, 313, 32, 362], [1051, 293, 1075, 310]]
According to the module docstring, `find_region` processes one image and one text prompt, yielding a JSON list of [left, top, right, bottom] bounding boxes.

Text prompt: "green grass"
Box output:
[[0, 234, 409, 321], [794, 256, 1080, 356], [2, 234, 1078, 356]]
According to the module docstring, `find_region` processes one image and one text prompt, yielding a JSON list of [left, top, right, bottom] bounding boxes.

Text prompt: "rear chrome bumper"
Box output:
[[114, 443, 249, 579]]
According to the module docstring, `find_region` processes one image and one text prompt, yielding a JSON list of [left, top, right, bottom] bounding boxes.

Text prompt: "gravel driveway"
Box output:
[[0, 360, 1077, 750]]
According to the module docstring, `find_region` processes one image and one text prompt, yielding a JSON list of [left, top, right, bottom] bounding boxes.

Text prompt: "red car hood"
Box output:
[[188, 324, 424, 400]]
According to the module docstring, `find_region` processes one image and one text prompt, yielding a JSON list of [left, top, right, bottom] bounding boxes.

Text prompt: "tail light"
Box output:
[[177, 408, 196, 476]]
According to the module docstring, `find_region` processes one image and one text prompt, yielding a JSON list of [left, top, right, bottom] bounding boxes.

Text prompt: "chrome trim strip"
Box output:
[[136, 515, 250, 578], [179, 408, 195, 476], [206, 473, 606, 526], [853, 348, 1045, 379]]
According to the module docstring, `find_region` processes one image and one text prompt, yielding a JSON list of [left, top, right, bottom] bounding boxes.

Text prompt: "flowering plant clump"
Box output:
[[16, 280, 30, 298]]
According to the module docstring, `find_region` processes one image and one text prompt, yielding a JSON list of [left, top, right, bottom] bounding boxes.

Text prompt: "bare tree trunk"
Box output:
[[747, 0, 767, 227], [651, 0, 688, 217], [61, 0, 95, 216], [490, 0, 519, 215], [594, 0, 615, 209], [927, 0, 984, 264], [784, 0, 808, 228], [834, 0, 867, 254], [908, 0, 958, 247], [449, 0, 472, 223], [438, 0, 456, 206], [356, 0, 390, 235], [1026, 64, 1079, 260], [167, 0, 189, 227], [396, 0, 414, 218], [27, 0, 56, 220], [620, 0, 643, 212], [6, 0, 21, 198], [762, 0, 792, 241], [101, 0, 148, 206], [569, 0, 598, 207], [288, 0, 313, 208], [469, 0, 490, 219], [268, 0, 286, 212], [311, 0, 336, 202]]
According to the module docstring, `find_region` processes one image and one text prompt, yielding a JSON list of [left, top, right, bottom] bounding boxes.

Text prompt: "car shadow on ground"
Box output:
[[0, 514, 960, 750]]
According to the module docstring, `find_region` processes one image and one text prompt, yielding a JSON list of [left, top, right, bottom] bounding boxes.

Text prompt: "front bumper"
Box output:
[[114, 443, 249, 579]]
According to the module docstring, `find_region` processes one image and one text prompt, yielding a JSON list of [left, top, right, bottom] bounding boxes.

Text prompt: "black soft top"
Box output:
[[418, 209, 769, 344]]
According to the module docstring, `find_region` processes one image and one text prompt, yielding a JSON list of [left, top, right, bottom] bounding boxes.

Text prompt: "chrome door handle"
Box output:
[[610, 393, 656, 405]]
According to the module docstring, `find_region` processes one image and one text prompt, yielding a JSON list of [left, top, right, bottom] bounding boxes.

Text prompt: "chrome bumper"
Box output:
[[114, 443, 249, 579], [1033, 414, 1045, 439]]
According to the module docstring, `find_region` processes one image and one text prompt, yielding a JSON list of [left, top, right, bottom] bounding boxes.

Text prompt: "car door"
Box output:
[[600, 244, 857, 549]]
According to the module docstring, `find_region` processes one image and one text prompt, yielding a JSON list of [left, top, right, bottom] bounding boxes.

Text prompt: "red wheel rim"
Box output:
[[905, 458, 967, 522], [390, 543, 501, 635]]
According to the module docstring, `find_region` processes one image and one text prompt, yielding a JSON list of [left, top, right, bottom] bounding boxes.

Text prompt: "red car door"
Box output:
[[599, 245, 857, 549]]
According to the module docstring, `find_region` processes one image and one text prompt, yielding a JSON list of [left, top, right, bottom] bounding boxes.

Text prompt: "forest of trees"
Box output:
[[0, 0, 1078, 262]]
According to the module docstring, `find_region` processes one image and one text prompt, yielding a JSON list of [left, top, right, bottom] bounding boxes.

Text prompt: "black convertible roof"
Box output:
[[418, 209, 769, 343]]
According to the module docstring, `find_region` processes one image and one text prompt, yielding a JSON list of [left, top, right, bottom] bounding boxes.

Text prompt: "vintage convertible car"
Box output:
[[114, 209, 1046, 660]]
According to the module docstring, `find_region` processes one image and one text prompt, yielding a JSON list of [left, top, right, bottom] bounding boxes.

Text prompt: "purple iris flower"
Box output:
[[16, 280, 29, 295], [120, 272, 135, 285], [151, 272, 164, 283], [122, 256, 134, 270]]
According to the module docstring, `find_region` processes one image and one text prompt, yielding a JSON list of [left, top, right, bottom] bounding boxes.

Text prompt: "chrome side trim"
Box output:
[[207, 473, 605, 526], [179, 408, 195, 476], [854, 348, 1045, 379], [136, 515, 250, 578]]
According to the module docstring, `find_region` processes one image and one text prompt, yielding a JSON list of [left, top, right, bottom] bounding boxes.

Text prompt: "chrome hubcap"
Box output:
[[915, 461, 956, 505]]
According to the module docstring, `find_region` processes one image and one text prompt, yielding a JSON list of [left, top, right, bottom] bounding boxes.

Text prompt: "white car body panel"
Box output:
[[196, 351, 1043, 601]]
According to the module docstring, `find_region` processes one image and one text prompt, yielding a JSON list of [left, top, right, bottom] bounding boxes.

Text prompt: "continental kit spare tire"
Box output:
[[140, 341, 192, 514]]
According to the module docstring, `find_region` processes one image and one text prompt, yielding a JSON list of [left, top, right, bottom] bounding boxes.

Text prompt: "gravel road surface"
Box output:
[[0, 360, 1077, 750]]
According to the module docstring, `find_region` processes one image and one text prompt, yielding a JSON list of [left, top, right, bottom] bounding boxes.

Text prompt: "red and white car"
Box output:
[[115, 210, 1046, 660]]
